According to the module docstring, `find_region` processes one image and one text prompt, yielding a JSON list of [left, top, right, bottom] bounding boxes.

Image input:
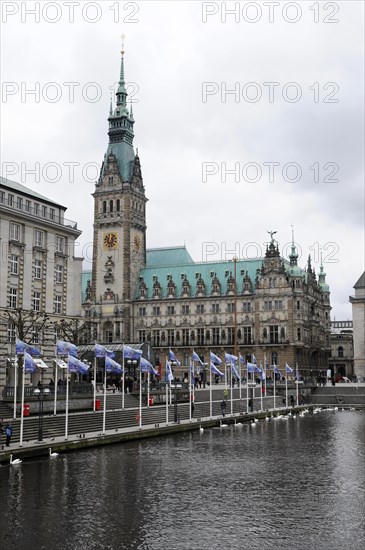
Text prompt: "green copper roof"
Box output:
[[103, 142, 135, 182], [146, 246, 194, 268], [0, 176, 66, 208]]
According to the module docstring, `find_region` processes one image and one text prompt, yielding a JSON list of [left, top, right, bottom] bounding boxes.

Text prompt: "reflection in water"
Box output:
[[0, 411, 364, 550]]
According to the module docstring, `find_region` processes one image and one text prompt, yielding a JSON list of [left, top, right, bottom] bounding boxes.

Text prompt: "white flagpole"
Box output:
[[230, 365, 233, 415], [224, 362, 227, 390], [53, 359, 58, 416], [93, 356, 97, 412], [139, 363, 142, 428], [239, 355, 242, 401], [13, 355, 18, 420], [264, 360, 267, 407], [165, 376, 169, 423], [246, 365, 249, 413], [296, 363, 299, 406], [65, 354, 70, 440], [189, 366, 192, 421], [273, 365, 276, 410], [102, 359, 107, 434], [122, 345, 125, 409], [19, 357, 25, 447], [285, 370, 288, 408], [147, 371, 150, 407], [260, 365, 263, 411]]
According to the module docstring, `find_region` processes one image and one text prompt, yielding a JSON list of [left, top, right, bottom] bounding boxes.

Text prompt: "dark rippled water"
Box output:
[[1, 411, 364, 550]]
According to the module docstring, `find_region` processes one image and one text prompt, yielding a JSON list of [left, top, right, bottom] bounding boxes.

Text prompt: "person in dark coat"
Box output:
[[220, 400, 227, 417], [5, 423, 12, 446]]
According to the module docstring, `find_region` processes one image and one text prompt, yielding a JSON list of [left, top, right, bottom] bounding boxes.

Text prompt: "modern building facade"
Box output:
[[350, 272, 365, 378], [82, 50, 332, 375], [0, 176, 83, 391]]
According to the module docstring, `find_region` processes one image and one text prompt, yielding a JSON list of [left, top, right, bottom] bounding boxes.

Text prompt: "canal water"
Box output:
[[1, 411, 364, 550]]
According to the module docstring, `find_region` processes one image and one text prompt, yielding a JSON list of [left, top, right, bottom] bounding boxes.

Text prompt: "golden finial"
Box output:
[[121, 34, 125, 56]]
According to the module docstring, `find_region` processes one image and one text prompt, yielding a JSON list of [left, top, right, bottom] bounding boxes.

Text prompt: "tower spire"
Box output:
[[116, 34, 127, 108], [289, 223, 298, 266]]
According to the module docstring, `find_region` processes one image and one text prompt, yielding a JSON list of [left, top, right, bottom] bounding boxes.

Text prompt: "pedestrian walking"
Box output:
[[191, 401, 195, 418], [220, 399, 227, 417], [5, 423, 12, 447], [0, 418, 3, 446], [290, 394, 295, 408], [223, 388, 228, 401]]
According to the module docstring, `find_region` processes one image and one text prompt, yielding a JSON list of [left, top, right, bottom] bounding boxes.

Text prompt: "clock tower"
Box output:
[[91, 45, 147, 341]]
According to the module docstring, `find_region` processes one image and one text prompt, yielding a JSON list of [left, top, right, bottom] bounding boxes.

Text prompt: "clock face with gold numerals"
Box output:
[[103, 232, 118, 250], [133, 235, 141, 251]]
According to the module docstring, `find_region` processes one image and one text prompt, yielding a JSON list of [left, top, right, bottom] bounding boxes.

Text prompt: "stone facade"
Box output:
[[0, 177, 83, 392], [350, 272, 365, 377], [329, 321, 354, 378]]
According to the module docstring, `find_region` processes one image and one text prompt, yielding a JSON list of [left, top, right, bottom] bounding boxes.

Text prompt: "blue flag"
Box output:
[[225, 352, 238, 364], [105, 356, 123, 373], [239, 354, 245, 365], [286, 362, 293, 374], [140, 357, 158, 376], [192, 350, 203, 366], [273, 365, 283, 379], [231, 363, 240, 381], [246, 362, 256, 373], [296, 364, 300, 381], [95, 343, 115, 358], [56, 340, 78, 358], [68, 355, 90, 374], [166, 360, 173, 384], [24, 352, 37, 374], [16, 339, 41, 357], [210, 351, 222, 365], [210, 362, 224, 377], [252, 354, 258, 365], [168, 349, 181, 366], [264, 356, 269, 369], [123, 345, 142, 360]]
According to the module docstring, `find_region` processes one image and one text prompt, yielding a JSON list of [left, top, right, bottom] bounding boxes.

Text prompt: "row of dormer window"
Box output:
[[1, 190, 60, 222]]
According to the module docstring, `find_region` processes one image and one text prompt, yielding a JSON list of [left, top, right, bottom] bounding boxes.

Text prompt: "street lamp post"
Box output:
[[34, 387, 51, 442]]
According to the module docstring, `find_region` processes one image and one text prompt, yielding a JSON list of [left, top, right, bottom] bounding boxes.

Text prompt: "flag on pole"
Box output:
[[95, 343, 115, 358], [68, 355, 90, 374], [16, 339, 41, 357], [231, 363, 240, 380], [166, 360, 173, 384], [261, 368, 266, 381], [273, 365, 283, 379], [140, 357, 158, 376], [254, 365, 262, 374], [252, 354, 258, 365], [239, 354, 245, 365], [264, 356, 269, 369], [56, 340, 78, 357], [286, 363, 293, 374], [24, 352, 37, 373], [123, 345, 143, 360], [210, 362, 224, 377], [192, 350, 203, 366], [296, 363, 300, 381], [105, 356, 123, 373], [168, 349, 181, 365], [246, 362, 257, 373], [225, 352, 238, 364], [210, 351, 222, 365]]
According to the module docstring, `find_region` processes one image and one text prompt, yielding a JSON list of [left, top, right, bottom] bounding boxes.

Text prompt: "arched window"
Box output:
[[338, 346, 344, 358], [116, 199, 120, 211], [103, 201, 106, 213], [109, 200, 113, 212]]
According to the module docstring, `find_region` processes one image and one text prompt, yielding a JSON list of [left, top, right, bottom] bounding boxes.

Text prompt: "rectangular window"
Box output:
[[243, 302, 251, 312], [55, 265, 63, 284], [152, 306, 160, 316], [197, 328, 205, 346], [182, 304, 189, 315], [33, 291, 41, 312], [270, 325, 279, 344], [167, 329, 175, 347], [212, 328, 220, 345], [227, 303, 235, 313], [152, 330, 160, 347], [182, 329, 190, 346], [32, 326, 40, 344], [10, 223, 20, 241], [42, 205, 47, 218], [54, 295, 62, 314], [50, 208, 55, 221], [10, 254, 19, 275], [264, 301, 272, 311], [138, 330, 146, 343], [34, 259, 42, 279], [34, 203, 39, 215], [56, 236, 65, 253], [297, 328, 301, 341], [167, 305, 175, 315], [212, 303, 220, 313], [0, 191, 4, 204], [8, 194, 14, 207], [227, 327, 234, 345], [197, 304, 204, 314], [25, 200, 31, 212], [274, 300, 283, 310], [16, 197, 23, 210], [9, 288, 17, 308], [297, 300, 301, 310], [139, 307, 146, 316], [243, 327, 252, 345], [34, 229, 44, 248], [8, 322, 16, 343]]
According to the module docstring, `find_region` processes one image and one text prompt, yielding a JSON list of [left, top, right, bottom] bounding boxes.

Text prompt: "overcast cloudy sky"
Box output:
[[1, 0, 364, 319]]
